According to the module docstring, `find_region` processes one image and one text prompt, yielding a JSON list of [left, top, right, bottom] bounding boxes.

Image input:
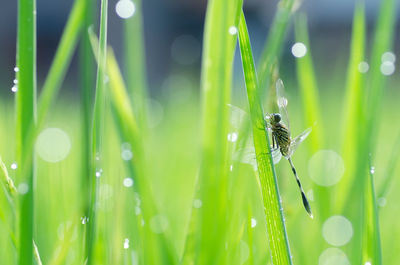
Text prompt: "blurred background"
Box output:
[[1, 1, 400, 264], [1, 0, 399, 96]]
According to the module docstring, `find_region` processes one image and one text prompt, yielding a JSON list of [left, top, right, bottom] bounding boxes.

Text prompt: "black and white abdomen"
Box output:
[[272, 123, 291, 157]]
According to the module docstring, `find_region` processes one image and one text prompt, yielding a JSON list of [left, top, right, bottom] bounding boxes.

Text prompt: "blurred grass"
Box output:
[[86, 0, 108, 263], [1, 0, 399, 264]]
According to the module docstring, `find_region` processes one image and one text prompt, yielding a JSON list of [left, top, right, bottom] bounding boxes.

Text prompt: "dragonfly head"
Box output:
[[268, 113, 281, 124]]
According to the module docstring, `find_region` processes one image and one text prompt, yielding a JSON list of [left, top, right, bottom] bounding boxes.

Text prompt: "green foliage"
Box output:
[[1, 0, 399, 264]]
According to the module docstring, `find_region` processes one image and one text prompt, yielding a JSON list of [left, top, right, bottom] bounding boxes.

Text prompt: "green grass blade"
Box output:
[[294, 14, 324, 152], [86, 0, 108, 263], [377, 130, 400, 198], [257, 0, 294, 96], [18, 0, 86, 183], [16, 0, 37, 263], [238, 11, 292, 265], [336, 2, 366, 212], [124, 0, 148, 130], [181, 0, 242, 263], [79, 0, 95, 218], [362, 161, 382, 265]]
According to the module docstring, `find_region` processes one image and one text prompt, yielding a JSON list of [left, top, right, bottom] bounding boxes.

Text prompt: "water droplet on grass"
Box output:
[[115, 0, 135, 19], [251, 218, 257, 228], [377, 197, 386, 207], [14, 67, 19, 72], [96, 170, 102, 178], [11, 162, 18, 170], [11, 85, 18, 92], [365, 261, 372, 265], [322, 215, 353, 246], [370, 166, 375, 174], [229, 26, 238, 35], [227, 132, 238, 142], [81, 216, 89, 224], [123, 177, 134, 187], [121, 149, 133, 160], [123, 238, 130, 249], [291, 42, 307, 58], [13, 79, 18, 84]]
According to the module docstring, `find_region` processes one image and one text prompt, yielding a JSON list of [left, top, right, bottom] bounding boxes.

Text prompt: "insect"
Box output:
[[266, 79, 312, 218], [229, 79, 313, 217]]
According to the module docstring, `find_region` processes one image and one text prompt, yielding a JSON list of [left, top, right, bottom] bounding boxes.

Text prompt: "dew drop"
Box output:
[[115, 0, 136, 19], [227, 132, 238, 142], [123, 177, 134, 187], [11, 85, 18, 92], [81, 216, 89, 224], [96, 170, 102, 178], [121, 149, 133, 161], [291, 42, 307, 58], [10, 162, 18, 170], [251, 218, 257, 228], [13, 79, 18, 84], [228, 26, 238, 35], [377, 197, 386, 207], [370, 166, 375, 174], [123, 238, 130, 249], [14, 67, 19, 72], [365, 261, 372, 265]]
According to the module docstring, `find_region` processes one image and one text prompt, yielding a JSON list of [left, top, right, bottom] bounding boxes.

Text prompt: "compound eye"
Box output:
[[274, 114, 281, 122]]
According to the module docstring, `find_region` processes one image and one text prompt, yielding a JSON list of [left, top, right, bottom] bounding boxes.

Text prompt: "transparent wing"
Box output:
[[288, 127, 312, 157], [233, 146, 282, 171], [228, 104, 250, 131], [276, 79, 291, 133]]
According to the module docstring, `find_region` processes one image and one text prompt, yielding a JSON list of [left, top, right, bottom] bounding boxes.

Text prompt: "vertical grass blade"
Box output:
[[362, 161, 382, 265], [336, 2, 366, 212], [79, 0, 95, 219], [257, 0, 294, 96], [124, 0, 148, 130], [181, 0, 242, 263], [86, 0, 108, 263], [294, 14, 323, 152], [16, 0, 37, 263], [238, 11, 292, 265]]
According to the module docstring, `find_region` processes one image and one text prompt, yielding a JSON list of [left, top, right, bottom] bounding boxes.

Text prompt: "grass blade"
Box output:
[[86, 0, 108, 263], [124, 0, 148, 130], [336, 1, 366, 212], [181, 0, 242, 263], [238, 11, 292, 265], [362, 160, 382, 265], [16, 0, 37, 263], [257, 0, 294, 96], [294, 14, 324, 152]]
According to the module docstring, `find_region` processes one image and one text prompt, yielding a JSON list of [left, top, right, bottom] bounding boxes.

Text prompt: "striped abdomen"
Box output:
[[272, 123, 291, 157]]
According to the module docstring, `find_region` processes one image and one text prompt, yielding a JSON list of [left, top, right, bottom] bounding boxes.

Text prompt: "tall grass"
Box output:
[[1, 0, 399, 264], [16, 0, 36, 263]]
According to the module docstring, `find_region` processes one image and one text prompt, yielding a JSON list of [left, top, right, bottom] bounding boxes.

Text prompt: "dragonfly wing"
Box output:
[[276, 79, 291, 133], [233, 146, 258, 171], [288, 127, 312, 157], [228, 104, 250, 131], [272, 149, 282, 164]]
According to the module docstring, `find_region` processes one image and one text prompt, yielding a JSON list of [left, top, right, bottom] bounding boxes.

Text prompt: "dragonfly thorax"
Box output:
[[271, 122, 291, 157]]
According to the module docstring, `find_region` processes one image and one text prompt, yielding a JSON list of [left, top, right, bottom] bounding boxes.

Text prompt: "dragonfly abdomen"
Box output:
[[272, 123, 291, 157]]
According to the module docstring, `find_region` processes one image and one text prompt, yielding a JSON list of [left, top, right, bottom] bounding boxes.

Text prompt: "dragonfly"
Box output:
[[229, 79, 313, 217]]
